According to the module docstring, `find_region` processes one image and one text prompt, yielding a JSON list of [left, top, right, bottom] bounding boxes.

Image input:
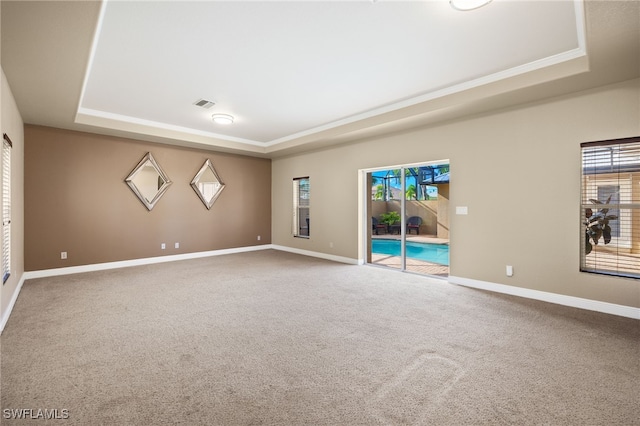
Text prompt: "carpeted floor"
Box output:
[[1, 250, 638, 425]]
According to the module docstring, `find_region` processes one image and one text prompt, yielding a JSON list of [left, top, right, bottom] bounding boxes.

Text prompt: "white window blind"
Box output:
[[2, 134, 12, 284], [293, 177, 310, 238], [581, 137, 640, 278]]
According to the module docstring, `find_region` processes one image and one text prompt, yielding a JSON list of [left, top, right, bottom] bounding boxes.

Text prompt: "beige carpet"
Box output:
[[1, 250, 638, 425]]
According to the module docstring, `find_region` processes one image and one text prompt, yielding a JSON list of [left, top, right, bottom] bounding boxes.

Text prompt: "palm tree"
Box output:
[[405, 184, 417, 200], [374, 184, 385, 200], [406, 167, 421, 200]]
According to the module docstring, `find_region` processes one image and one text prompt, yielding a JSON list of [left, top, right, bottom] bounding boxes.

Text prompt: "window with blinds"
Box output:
[[293, 177, 310, 238], [581, 136, 640, 279], [2, 134, 12, 284]]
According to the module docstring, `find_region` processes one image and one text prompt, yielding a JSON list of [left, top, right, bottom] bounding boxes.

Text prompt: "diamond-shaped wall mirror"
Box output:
[[125, 152, 172, 211], [191, 159, 225, 210]]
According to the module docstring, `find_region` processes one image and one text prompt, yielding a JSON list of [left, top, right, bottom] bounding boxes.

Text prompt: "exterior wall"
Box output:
[[24, 126, 271, 271], [371, 196, 447, 237], [405, 200, 438, 236], [272, 78, 640, 308], [1, 69, 25, 321], [370, 201, 387, 221], [437, 184, 450, 239]]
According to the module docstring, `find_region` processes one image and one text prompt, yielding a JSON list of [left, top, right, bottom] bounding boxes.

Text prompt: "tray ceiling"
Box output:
[[3, 1, 639, 157]]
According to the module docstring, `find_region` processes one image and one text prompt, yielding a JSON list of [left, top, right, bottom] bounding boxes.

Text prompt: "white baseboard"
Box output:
[[448, 275, 640, 320], [22, 244, 274, 280], [0, 274, 26, 333], [21, 244, 358, 281], [18, 243, 359, 283], [271, 245, 360, 265]]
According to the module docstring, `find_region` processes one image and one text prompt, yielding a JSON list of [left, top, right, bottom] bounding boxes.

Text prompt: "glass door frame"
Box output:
[[358, 159, 450, 273]]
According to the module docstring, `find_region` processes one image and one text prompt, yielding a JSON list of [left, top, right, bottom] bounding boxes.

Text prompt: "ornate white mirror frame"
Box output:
[[125, 152, 172, 211], [191, 159, 225, 210]]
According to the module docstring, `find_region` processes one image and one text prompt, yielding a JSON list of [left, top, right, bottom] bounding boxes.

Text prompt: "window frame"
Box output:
[[2, 133, 12, 285], [580, 136, 640, 279], [293, 177, 310, 238]]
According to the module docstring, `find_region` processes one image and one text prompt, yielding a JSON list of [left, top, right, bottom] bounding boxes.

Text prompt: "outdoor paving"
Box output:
[[371, 253, 449, 277]]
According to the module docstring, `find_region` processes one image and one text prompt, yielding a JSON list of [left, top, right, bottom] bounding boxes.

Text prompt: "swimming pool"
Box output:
[[372, 239, 449, 266]]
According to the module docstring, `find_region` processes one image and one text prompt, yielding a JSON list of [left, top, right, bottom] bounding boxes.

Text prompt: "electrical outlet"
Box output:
[[329, 242, 334, 248], [257, 235, 261, 241], [506, 265, 514, 277], [61, 251, 67, 260], [161, 243, 166, 250], [175, 242, 179, 249]]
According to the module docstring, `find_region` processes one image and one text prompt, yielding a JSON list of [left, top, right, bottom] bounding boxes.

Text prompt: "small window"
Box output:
[[581, 136, 640, 278], [293, 177, 310, 238], [2, 134, 12, 284]]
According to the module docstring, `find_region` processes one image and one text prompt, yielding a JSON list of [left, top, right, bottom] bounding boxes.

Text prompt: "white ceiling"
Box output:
[[2, 1, 639, 157]]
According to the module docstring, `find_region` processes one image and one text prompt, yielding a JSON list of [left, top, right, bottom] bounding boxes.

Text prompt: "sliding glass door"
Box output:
[[367, 162, 450, 277], [370, 168, 403, 271]]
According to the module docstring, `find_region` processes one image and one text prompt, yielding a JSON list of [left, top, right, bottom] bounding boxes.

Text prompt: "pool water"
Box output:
[[372, 239, 449, 266]]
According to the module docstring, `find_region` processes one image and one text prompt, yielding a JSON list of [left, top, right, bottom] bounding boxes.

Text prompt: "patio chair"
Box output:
[[406, 216, 423, 235], [372, 217, 387, 235]]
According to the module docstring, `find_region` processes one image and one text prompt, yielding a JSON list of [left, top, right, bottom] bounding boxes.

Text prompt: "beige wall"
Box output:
[[25, 126, 271, 271], [1, 69, 25, 319], [272, 78, 640, 308]]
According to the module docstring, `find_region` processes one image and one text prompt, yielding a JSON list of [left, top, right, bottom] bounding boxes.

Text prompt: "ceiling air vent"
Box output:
[[194, 99, 215, 109]]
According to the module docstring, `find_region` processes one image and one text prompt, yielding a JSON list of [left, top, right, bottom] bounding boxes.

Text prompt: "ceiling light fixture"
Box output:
[[212, 114, 234, 125], [450, 0, 492, 11]]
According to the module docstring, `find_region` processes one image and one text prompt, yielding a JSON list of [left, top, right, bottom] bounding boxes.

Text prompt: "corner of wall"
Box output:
[[1, 67, 26, 333]]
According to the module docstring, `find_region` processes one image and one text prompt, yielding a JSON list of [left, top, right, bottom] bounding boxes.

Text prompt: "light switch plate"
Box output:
[[456, 206, 468, 215]]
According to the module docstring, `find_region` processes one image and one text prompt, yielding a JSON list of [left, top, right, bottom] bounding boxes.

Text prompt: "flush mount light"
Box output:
[[212, 114, 234, 125], [450, 0, 492, 11]]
